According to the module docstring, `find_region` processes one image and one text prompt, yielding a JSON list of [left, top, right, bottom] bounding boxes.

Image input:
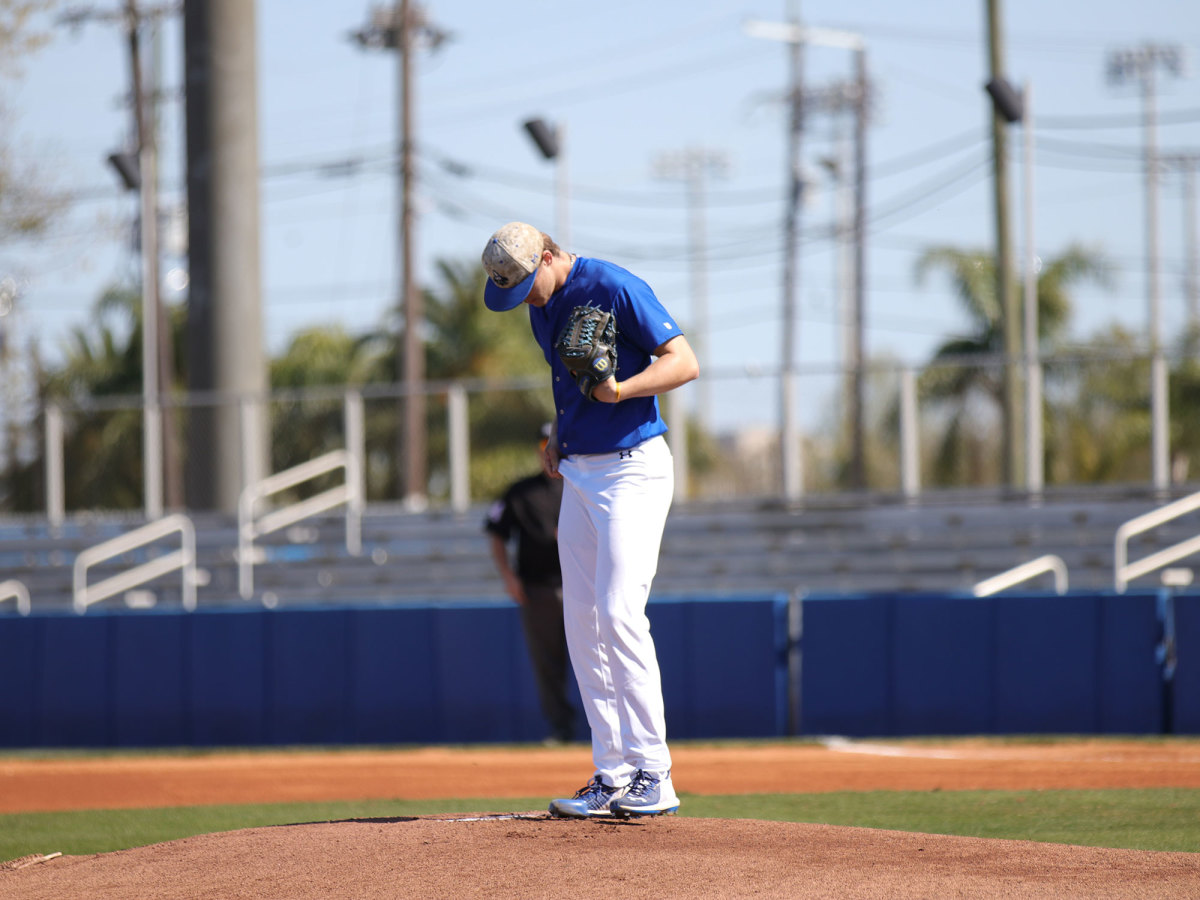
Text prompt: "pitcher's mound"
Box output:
[[4, 814, 1199, 899]]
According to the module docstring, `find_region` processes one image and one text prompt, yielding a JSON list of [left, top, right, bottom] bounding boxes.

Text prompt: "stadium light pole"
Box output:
[[1176, 155, 1200, 331], [522, 117, 569, 246], [1107, 43, 1186, 491], [654, 147, 729, 434]]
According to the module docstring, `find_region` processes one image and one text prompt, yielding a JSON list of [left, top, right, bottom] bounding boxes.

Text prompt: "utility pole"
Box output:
[[812, 54, 870, 490], [1108, 43, 1186, 491], [653, 147, 729, 433], [745, 6, 807, 502], [1021, 82, 1043, 496], [61, 1, 180, 518], [984, 0, 1022, 491], [987, 70, 1042, 497], [814, 62, 870, 490], [847, 47, 869, 492], [819, 136, 853, 454], [127, 0, 163, 519], [783, 13, 804, 503], [745, 14, 865, 500], [352, 3, 448, 510]]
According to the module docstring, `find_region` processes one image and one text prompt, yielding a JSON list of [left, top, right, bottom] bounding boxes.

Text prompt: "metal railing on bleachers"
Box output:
[[73, 514, 199, 614], [1114, 489, 1200, 593], [972, 554, 1068, 597], [237, 449, 364, 600], [0, 579, 30, 616]]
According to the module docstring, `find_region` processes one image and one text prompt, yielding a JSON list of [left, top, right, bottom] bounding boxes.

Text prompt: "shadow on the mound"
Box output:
[[271, 812, 661, 831]]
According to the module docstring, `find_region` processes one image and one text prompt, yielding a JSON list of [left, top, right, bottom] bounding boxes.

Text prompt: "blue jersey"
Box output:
[[529, 257, 684, 456]]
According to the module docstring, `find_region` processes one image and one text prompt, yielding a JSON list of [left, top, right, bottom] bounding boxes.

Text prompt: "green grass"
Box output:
[[4, 790, 1199, 862], [685, 790, 1200, 852]]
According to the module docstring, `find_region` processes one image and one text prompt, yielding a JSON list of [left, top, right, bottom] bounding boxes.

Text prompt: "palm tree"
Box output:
[[16, 286, 187, 511], [1170, 324, 1200, 483], [913, 244, 1111, 486], [268, 326, 390, 494], [422, 259, 545, 380], [1046, 323, 1200, 486], [420, 259, 554, 500], [323, 258, 552, 503]]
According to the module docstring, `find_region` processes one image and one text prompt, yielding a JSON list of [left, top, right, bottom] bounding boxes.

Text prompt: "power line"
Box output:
[[1038, 107, 1200, 131], [866, 151, 992, 230], [425, 44, 768, 126]]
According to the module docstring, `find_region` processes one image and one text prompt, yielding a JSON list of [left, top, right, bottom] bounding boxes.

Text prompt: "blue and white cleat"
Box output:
[[548, 777, 629, 819], [611, 769, 680, 817]]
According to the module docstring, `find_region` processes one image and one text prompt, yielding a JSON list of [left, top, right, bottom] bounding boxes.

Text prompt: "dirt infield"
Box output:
[[4, 739, 1200, 898]]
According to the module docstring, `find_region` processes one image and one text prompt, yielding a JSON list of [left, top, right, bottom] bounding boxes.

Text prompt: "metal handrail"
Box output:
[[73, 514, 198, 614], [972, 554, 1068, 597], [1114, 489, 1200, 593], [237, 448, 363, 600], [0, 579, 31, 616]]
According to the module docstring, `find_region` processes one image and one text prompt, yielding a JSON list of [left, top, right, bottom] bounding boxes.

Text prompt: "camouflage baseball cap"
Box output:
[[482, 221, 543, 311]]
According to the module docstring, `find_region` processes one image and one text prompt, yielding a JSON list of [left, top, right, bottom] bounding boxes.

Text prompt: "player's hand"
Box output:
[[540, 438, 562, 479], [591, 377, 620, 404]]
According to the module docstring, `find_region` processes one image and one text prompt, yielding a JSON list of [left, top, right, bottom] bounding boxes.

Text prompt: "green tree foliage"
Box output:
[[0, 2, 64, 512], [9, 287, 186, 512], [1044, 326, 1150, 484], [1171, 326, 1200, 481], [17, 255, 721, 511], [423, 259, 545, 380], [421, 259, 553, 500], [913, 244, 1111, 486], [266, 259, 552, 504], [267, 326, 391, 499], [1043, 324, 1200, 485]]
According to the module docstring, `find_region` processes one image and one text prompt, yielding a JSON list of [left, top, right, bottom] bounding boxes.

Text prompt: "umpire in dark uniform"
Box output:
[[485, 424, 576, 744]]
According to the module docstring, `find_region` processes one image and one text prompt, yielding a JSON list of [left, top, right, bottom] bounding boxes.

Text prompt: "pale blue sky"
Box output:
[[3, 0, 1199, 433]]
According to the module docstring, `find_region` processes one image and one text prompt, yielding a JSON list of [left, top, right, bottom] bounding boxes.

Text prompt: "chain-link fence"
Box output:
[[2, 351, 1197, 519]]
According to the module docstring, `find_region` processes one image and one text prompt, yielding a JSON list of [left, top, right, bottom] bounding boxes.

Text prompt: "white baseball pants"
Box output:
[[557, 435, 674, 787]]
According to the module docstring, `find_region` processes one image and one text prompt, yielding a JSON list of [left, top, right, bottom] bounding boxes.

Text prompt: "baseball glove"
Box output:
[[555, 304, 618, 401]]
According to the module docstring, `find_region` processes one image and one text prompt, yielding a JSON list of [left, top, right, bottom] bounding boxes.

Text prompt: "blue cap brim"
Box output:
[[484, 268, 537, 311]]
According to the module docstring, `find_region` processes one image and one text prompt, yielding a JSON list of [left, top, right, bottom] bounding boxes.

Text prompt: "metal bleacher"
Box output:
[[2, 485, 1198, 614]]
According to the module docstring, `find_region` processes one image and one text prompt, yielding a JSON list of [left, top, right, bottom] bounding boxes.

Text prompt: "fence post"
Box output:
[[144, 402, 163, 520], [239, 394, 266, 496], [899, 368, 920, 500], [345, 389, 365, 552], [45, 403, 65, 528], [666, 389, 690, 502], [1151, 353, 1169, 492], [447, 384, 470, 513], [1026, 359, 1044, 497]]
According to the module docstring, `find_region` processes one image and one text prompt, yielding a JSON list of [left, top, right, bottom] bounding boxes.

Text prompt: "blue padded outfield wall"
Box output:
[[0, 591, 1195, 749], [798, 591, 1182, 737], [0, 596, 789, 749]]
